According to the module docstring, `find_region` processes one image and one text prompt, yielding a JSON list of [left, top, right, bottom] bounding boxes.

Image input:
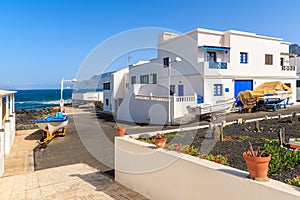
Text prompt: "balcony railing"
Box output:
[[209, 62, 227, 69]]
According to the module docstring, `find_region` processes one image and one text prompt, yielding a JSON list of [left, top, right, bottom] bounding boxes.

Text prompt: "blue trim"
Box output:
[[209, 62, 227, 69], [200, 45, 230, 51], [214, 84, 223, 96], [35, 112, 68, 123]]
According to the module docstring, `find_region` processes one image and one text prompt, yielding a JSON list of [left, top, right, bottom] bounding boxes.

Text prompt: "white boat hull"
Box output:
[[36, 120, 69, 136]]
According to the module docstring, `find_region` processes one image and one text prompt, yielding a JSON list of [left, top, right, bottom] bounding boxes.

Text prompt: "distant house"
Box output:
[[289, 57, 300, 101], [103, 68, 129, 113], [107, 28, 297, 124], [0, 90, 17, 177]]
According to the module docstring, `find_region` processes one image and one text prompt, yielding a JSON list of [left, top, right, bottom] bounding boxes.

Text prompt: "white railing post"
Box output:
[[0, 97, 4, 170], [9, 94, 14, 146], [4, 95, 11, 155]]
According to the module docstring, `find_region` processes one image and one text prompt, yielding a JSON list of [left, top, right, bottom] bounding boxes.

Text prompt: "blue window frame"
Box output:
[[240, 52, 248, 64], [214, 84, 223, 96]]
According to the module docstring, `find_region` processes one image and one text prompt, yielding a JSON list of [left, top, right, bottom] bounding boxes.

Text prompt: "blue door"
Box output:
[[178, 85, 184, 96], [234, 80, 253, 103]]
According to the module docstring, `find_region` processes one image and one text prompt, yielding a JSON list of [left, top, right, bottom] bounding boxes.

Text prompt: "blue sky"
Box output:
[[1, 0, 300, 89]]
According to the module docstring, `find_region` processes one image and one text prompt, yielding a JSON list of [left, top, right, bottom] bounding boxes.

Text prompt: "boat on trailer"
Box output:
[[35, 112, 68, 146], [186, 98, 235, 120]]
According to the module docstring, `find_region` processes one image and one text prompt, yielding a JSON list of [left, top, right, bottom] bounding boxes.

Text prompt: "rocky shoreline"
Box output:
[[16, 107, 60, 130]]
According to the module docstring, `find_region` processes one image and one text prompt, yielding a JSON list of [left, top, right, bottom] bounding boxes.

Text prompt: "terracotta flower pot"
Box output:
[[155, 138, 167, 148], [243, 151, 271, 181], [116, 128, 125, 137], [289, 138, 300, 149]]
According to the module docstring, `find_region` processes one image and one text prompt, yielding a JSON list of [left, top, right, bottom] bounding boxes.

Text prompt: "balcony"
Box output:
[[209, 61, 227, 69]]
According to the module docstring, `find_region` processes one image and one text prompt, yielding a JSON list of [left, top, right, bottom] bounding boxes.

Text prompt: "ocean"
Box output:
[[14, 89, 73, 110]]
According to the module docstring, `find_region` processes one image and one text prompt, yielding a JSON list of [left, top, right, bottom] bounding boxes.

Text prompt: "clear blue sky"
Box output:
[[1, 0, 300, 89]]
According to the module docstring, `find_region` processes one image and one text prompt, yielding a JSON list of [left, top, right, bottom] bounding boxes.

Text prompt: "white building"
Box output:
[[113, 28, 297, 124], [0, 90, 17, 177], [290, 56, 300, 100], [103, 68, 129, 113]]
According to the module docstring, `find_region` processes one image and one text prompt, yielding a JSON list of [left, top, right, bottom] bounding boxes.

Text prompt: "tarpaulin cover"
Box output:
[[237, 81, 292, 110]]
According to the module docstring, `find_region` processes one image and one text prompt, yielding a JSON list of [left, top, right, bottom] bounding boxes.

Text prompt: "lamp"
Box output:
[[168, 57, 181, 125], [60, 77, 77, 112]]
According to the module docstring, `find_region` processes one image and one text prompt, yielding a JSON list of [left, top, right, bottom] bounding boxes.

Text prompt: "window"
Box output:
[[131, 76, 136, 85], [105, 99, 109, 106], [284, 83, 291, 88], [170, 85, 175, 96], [103, 82, 110, 90], [207, 51, 216, 62], [280, 58, 284, 67], [152, 73, 157, 84], [140, 75, 149, 84], [163, 57, 169, 67], [213, 84, 223, 96], [265, 54, 273, 65], [240, 52, 248, 64], [297, 80, 300, 88]]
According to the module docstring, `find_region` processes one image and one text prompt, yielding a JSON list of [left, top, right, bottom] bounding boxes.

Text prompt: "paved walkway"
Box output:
[[0, 163, 146, 200], [2, 107, 147, 200], [3, 129, 38, 177]]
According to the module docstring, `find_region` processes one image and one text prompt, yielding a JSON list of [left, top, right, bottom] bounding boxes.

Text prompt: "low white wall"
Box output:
[[72, 93, 83, 100], [173, 96, 197, 119], [0, 131, 4, 177], [115, 137, 300, 200]]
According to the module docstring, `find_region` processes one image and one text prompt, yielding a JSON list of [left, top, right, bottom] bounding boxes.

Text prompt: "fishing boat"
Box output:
[[35, 112, 68, 145], [238, 82, 293, 112], [186, 97, 235, 120]]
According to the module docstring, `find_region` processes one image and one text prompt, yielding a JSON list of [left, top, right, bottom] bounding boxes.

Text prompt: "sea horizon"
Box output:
[[14, 89, 73, 111]]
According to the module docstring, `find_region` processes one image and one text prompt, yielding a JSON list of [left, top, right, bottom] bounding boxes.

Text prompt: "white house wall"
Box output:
[[225, 33, 292, 78], [290, 57, 300, 101], [197, 29, 225, 47], [103, 68, 129, 113]]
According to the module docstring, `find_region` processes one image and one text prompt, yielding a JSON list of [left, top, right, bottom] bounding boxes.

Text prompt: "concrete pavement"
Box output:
[[0, 163, 146, 200]]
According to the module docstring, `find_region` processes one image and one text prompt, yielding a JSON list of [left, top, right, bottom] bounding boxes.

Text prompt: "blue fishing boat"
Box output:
[[35, 112, 69, 144]]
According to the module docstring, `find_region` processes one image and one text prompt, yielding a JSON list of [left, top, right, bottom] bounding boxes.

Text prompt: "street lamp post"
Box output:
[[60, 77, 77, 112], [168, 57, 182, 125]]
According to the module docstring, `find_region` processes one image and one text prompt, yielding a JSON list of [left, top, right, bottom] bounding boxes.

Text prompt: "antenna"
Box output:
[[128, 55, 132, 67]]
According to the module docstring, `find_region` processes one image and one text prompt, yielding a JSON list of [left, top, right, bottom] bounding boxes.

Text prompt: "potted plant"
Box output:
[[289, 138, 300, 149], [154, 133, 167, 148], [114, 124, 126, 137], [243, 142, 271, 182]]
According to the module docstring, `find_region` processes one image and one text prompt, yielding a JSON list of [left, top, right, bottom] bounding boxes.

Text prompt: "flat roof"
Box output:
[[0, 90, 17, 97]]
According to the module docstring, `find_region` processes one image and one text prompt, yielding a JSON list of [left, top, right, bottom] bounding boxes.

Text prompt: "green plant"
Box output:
[[286, 175, 300, 187], [166, 143, 199, 156], [164, 132, 183, 138], [137, 135, 155, 145], [260, 138, 279, 144], [294, 138, 300, 142], [237, 135, 250, 142], [200, 154, 229, 165], [261, 141, 300, 175]]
